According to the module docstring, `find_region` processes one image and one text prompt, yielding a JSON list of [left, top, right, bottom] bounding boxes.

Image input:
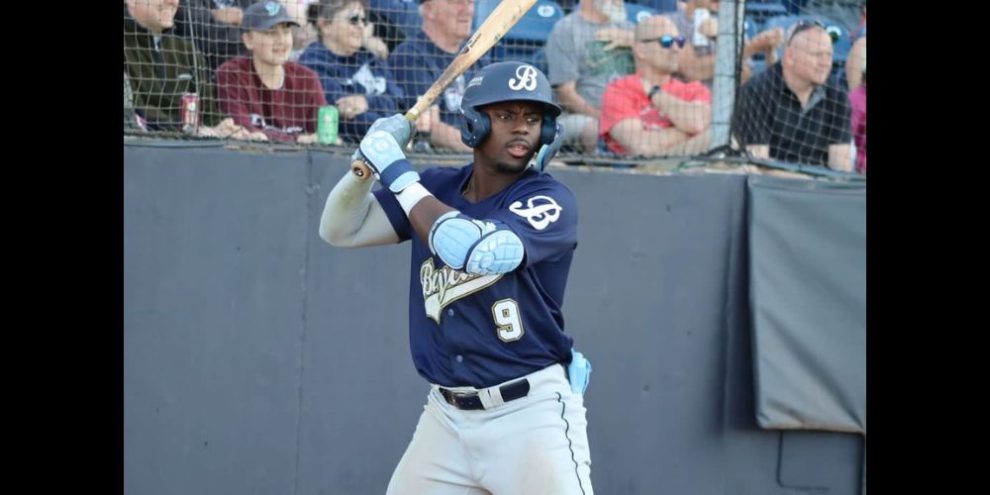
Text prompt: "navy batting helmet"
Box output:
[[460, 61, 562, 148]]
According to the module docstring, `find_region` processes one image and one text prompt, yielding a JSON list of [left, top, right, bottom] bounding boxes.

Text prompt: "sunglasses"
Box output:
[[346, 14, 368, 26], [638, 35, 687, 49], [787, 19, 840, 45]]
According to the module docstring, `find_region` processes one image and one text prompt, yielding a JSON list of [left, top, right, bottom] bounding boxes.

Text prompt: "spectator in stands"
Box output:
[[277, 0, 388, 61], [367, 0, 423, 51], [666, 0, 784, 86], [124, 0, 261, 139], [174, 0, 254, 71], [848, 41, 865, 174], [599, 15, 711, 156], [281, 0, 320, 60], [124, 71, 145, 132], [845, 34, 864, 91], [546, 0, 636, 153], [215, 1, 328, 143], [297, 0, 405, 143], [845, 2, 865, 91], [732, 19, 852, 171], [387, 0, 490, 152]]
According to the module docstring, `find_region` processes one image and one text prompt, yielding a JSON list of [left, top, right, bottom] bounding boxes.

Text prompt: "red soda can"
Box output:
[[180, 93, 200, 131]]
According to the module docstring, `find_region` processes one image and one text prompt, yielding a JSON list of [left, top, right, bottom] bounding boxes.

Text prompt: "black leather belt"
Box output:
[[439, 379, 531, 410]]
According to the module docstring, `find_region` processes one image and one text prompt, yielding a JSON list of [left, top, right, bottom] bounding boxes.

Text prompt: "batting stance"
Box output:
[[319, 61, 594, 494]]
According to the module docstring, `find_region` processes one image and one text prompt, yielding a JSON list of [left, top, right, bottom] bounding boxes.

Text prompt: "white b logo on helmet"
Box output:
[[508, 65, 539, 92]]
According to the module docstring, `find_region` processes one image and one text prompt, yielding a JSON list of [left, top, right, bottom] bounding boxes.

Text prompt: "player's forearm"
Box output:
[[319, 170, 398, 247], [399, 187, 524, 275], [406, 194, 456, 245]]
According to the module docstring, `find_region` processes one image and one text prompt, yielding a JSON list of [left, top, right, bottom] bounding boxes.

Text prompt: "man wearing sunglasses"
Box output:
[[599, 15, 712, 156], [546, 0, 636, 153], [732, 19, 853, 171]]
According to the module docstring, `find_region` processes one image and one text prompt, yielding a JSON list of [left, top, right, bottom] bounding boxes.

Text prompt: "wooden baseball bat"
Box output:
[[351, 0, 539, 179]]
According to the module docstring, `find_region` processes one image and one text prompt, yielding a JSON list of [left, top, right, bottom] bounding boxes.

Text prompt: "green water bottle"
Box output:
[[317, 105, 339, 145]]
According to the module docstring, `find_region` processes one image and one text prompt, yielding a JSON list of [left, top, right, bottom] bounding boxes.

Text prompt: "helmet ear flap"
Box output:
[[539, 114, 557, 147], [460, 105, 491, 148]]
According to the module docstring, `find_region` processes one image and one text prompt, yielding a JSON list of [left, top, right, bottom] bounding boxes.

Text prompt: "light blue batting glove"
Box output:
[[368, 113, 412, 148], [358, 130, 421, 193], [568, 348, 592, 395]]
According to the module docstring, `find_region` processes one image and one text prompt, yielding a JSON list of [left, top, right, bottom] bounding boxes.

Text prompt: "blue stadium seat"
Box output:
[[529, 46, 549, 75], [746, 1, 789, 26], [744, 16, 759, 41], [826, 22, 852, 64], [625, 0, 678, 14], [473, 0, 564, 64]]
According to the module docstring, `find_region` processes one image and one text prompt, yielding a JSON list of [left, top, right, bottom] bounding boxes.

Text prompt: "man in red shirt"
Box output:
[[599, 15, 712, 157], [216, 1, 328, 143]]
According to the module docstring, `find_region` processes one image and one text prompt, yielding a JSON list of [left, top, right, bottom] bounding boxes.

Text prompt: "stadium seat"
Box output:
[[473, 0, 564, 64]]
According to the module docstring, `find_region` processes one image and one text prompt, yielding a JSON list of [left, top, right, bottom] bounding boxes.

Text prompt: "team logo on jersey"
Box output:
[[508, 65, 539, 91], [509, 195, 562, 230], [420, 259, 502, 323]]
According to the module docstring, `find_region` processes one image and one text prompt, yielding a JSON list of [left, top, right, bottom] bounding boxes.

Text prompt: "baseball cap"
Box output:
[[242, 1, 301, 31]]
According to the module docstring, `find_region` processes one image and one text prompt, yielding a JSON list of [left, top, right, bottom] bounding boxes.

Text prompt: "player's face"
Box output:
[[127, 0, 180, 33], [478, 101, 544, 174], [244, 23, 294, 67]]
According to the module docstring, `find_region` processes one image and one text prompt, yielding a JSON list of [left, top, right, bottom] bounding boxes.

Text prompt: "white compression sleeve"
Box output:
[[319, 171, 399, 247]]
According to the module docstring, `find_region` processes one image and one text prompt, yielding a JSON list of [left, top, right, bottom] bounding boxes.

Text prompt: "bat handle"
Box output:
[[351, 111, 422, 180], [351, 158, 373, 180]]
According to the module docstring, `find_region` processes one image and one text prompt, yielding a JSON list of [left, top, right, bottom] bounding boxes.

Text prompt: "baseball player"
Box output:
[[319, 61, 594, 494]]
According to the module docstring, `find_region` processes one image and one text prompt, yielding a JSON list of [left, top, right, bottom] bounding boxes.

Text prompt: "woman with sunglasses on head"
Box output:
[[297, 0, 404, 143]]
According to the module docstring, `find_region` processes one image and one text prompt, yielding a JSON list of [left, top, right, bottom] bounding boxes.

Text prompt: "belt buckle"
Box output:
[[443, 388, 474, 409]]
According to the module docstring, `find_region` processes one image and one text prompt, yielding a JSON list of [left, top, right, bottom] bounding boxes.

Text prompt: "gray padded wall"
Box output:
[[124, 145, 309, 494], [124, 142, 864, 494]]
